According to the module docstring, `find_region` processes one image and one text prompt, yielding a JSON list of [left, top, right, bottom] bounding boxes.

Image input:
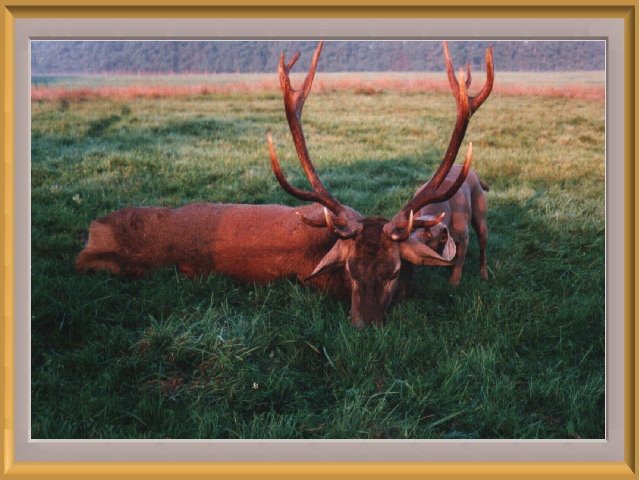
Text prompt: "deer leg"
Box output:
[[393, 262, 414, 303], [476, 222, 488, 281], [76, 251, 151, 277], [450, 236, 468, 288], [471, 195, 489, 281]]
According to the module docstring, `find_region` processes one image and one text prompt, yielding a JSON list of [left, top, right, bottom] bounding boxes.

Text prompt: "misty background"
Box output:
[[31, 40, 605, 76]]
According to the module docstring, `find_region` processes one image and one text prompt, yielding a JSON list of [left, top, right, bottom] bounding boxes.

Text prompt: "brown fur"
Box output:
[[297, 209, 456, 327], [76, 202, 443, 327], [303, 217, 414, 327], [77, 203, 350, 297], [412, 165, 489, 287], [347, 219, 413, 327]]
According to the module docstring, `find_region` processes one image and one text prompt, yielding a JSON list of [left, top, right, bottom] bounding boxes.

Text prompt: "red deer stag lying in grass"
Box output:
[[76, 41, 494, 327], [412, 165, 490, 287]]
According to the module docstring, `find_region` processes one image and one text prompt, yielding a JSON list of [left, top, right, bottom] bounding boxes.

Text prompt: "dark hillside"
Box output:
[[31, 40, 605, 75]]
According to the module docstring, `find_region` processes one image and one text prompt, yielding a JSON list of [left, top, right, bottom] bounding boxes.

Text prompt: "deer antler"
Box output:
[[384, 42, 494, 242], [268, 41, 360, 239]]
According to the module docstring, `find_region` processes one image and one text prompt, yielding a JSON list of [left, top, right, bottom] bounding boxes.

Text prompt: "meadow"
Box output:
[[31, 71, 605, 439]]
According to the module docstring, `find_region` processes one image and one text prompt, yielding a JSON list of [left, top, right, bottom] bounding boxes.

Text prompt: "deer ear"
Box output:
[[400, 236, 455, 266], [305, 240, 348, 280], [439, 228, 456, 261]]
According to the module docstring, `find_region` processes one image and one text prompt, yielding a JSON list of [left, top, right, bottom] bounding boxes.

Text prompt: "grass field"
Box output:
[[31, 71, 605, 439]]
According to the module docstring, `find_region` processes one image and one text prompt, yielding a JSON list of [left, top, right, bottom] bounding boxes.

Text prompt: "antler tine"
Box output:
[[471, 46, 494, 112], [384, 143, 473, 241], [270, 41, 345, 216], [268, 132, 319, 203], [415, 42, 492, 205], [424, 42, 471, 196], [322, 207, 362, 240], [384, 42, 493, 241], [413, 211, 446, 229], [421, 142, 473, 206]]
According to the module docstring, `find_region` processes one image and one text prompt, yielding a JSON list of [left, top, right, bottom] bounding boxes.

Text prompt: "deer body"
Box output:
[[413, 165, 489, 287], [78, 203, 351, 295]]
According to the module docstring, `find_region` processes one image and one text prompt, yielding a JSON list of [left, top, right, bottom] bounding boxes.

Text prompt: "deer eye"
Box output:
[[390, 270, 400, 280]]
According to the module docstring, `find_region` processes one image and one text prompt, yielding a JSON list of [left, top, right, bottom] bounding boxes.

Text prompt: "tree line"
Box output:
[[31, 40, 605, 75]]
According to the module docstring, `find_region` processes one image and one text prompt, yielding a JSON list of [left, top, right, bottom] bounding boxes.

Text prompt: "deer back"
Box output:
[[77, 202, 349, 294]]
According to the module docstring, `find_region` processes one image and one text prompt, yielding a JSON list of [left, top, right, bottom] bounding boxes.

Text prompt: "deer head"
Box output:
[[268, 41, 494, 327]]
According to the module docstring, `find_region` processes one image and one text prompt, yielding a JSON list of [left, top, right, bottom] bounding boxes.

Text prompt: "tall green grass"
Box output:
[[31, 74, 604, 439]]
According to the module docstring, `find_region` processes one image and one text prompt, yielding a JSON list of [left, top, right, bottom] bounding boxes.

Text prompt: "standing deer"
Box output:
[[76, 41, 494, 327], [412, 165, 490, 287]]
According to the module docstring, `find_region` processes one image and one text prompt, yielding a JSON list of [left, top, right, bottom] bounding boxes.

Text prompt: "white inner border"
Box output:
[[14, 17, 623, 463]]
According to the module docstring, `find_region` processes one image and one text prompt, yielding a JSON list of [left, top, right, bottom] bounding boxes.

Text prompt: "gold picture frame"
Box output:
[[1, 1, 637, 478]]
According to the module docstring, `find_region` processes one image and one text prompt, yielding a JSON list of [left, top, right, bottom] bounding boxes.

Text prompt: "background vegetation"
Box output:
[[31, 40, 605, 75], [31, 64, 605, 439]]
